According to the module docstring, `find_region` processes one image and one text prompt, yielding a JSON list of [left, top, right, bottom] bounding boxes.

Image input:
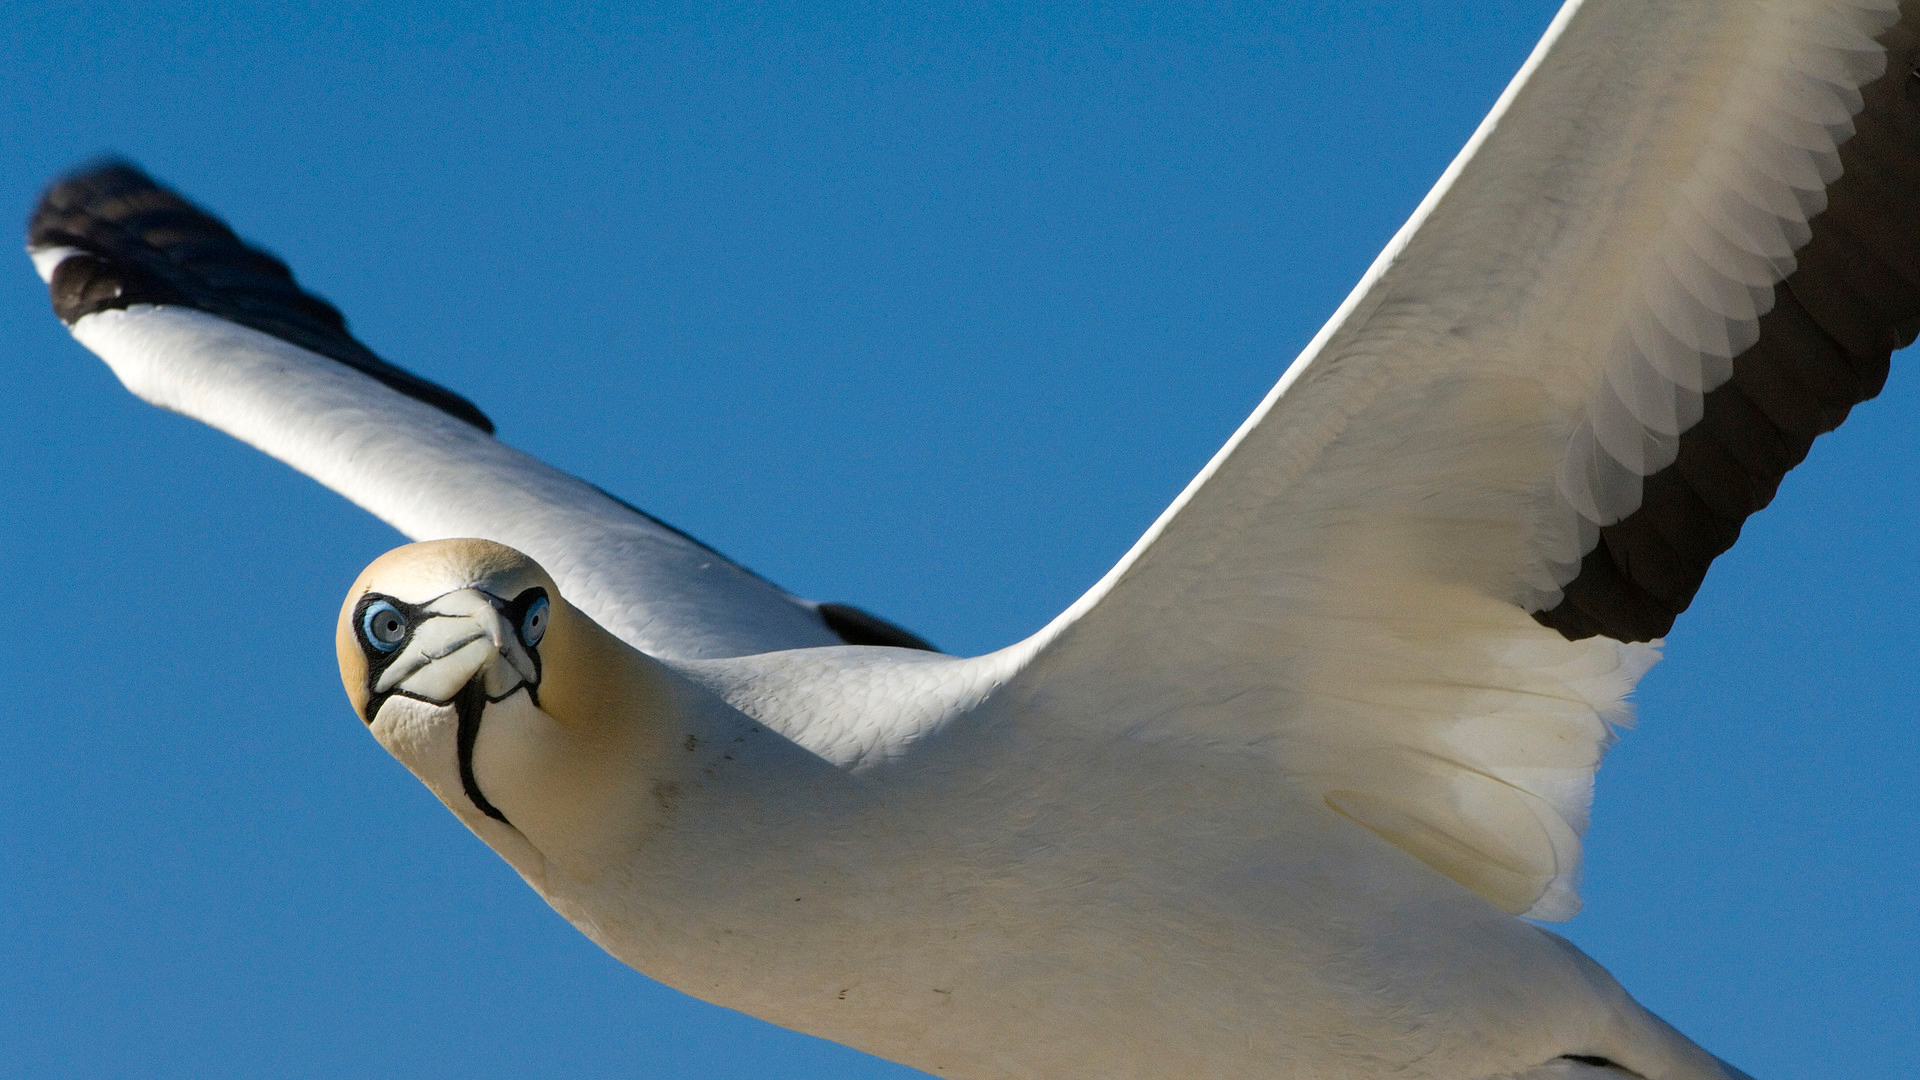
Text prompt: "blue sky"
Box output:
[[2, 2, 1914, 1077]]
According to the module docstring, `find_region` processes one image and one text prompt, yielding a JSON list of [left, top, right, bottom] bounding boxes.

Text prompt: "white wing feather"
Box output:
[[1000, 0, 1902, 919], [57, 303, 845, 661], [31, 0, 1907, 924]]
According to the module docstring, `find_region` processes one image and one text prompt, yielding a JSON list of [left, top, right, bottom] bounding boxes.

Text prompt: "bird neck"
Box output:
[[468, 602, 692, 879]]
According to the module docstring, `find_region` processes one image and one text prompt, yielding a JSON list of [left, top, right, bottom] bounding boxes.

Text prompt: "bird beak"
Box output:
[[374, 589, 539, 703]]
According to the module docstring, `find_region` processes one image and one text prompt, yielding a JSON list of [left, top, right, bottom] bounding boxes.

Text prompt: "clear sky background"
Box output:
[[2, 2, 1915, 1077]]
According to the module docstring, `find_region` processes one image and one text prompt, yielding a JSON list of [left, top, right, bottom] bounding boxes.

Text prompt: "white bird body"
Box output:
[[30, 0, 1919, 1074], [342, 541, 1720, 1078], [537, 692, 1680, 1080]]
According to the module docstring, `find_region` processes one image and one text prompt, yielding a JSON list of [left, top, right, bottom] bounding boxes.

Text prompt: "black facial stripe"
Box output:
[[354, 588, 548, 723], [352, 586, 542, 827], [501, 587, 548, 682], [353, 592, 429, 721], [453, 679, 513, 825], [360, 681, 521, 826]]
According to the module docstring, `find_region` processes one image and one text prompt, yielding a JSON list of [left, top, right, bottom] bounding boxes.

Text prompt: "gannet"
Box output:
[[29, 1, 1918, 1076]]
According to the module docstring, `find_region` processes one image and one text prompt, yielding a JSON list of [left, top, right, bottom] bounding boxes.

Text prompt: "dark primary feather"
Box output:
[[28, 161, 496, 433], [1535, 19, 1920, 642], [28, 161, 938, 653], [818, 602, 938, 651]]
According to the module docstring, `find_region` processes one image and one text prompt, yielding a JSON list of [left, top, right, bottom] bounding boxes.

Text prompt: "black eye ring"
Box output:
[[361, 599, 409, 652], [515, 590, 550, 648]]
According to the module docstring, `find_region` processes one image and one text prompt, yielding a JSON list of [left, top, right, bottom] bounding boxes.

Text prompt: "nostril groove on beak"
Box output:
[[424, 630, 486, 660]]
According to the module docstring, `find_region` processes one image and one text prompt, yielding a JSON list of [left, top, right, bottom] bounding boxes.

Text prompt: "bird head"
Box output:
[[337, 538, 681, 870], [337, 538, 554, 727]]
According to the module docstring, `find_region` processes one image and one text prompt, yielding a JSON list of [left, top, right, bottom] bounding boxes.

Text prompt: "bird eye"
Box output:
[[361, 599, 409, 652], [520, 594, 549, 647]]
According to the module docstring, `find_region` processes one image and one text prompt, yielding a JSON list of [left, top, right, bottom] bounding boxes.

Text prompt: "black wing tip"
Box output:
[[28, 159, 496, 435], [1533, 14, 1920, 647], [30, 157, 158, 239], [1530, 599, 1672, 644], [818, 602, 940, 652]]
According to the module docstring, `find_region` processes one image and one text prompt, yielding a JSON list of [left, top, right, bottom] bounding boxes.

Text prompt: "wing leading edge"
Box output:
[[28, 163, 934, 661], [1002, 0, 1918, 918]]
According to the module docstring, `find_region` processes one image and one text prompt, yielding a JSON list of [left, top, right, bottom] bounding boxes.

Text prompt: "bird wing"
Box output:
[[1000, 0, 1920, 919], [28, 163, 933, 661]]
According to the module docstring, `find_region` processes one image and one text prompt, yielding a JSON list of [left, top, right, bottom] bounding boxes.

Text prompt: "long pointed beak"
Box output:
[[374, 589, 538, 702]]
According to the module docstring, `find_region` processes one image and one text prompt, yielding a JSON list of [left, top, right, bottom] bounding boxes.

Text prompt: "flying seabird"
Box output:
[[28, 1, 1919, 1077]]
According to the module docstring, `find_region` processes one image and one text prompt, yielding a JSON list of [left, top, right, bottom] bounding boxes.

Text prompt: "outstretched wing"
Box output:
[[1004, 0, 1919, 918], [28, 163, 933, 661]]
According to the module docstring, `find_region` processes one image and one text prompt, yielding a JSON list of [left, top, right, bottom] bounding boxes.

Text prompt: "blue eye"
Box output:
[[520, 594, 549, 647], [361, 599, 408, 652]]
